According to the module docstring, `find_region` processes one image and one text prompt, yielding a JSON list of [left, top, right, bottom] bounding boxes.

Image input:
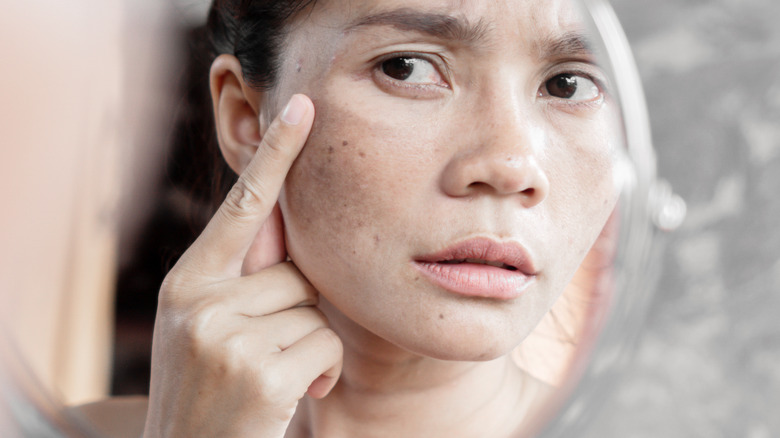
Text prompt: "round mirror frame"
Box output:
[[0, 1, 686, 436]]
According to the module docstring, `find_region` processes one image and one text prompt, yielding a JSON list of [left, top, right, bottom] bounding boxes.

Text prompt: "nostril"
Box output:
[[465, 182, 537, 197], [466, 181, 490, 192]]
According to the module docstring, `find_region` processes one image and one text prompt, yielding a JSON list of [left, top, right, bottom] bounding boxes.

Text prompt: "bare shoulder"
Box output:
[[68, 396, 148, 438]]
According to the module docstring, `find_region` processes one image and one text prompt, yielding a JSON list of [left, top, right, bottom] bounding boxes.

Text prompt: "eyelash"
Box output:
[[372, 53, 608, 107], [539, 66, 608, 108], [372, 52, 451, 94]]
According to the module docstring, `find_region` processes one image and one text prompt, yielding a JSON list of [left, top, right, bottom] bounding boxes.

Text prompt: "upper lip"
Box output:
[[414, 237, 537, 276]]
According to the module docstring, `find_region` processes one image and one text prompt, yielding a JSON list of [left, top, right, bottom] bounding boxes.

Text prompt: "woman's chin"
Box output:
[[385, 328, 524, 363]]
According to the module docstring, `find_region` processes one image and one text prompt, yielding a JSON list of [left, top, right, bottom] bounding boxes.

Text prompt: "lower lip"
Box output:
[[413, 262, 535, 300]]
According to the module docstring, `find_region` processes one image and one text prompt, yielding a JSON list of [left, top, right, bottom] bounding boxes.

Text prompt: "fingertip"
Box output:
[[306, 375, 338, 399], [280, 94, 314, 126]]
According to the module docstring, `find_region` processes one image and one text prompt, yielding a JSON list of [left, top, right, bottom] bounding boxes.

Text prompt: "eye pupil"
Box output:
[[382, 57, 415, 81], [547, 74, 578, 98]]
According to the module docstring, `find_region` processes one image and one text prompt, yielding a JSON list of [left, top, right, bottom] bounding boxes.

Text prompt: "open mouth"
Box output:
[[436, 258, 519, 271]]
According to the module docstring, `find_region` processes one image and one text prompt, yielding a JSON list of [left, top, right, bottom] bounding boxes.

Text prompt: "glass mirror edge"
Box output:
[[534, 1, 672, 436], [0, 328, 99, 437]]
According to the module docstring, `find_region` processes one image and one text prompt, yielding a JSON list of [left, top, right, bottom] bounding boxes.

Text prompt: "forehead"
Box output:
[[305, 0, 586, 39]]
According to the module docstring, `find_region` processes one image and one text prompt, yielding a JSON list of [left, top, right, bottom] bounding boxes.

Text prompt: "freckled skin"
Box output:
[[273, 0, 620, 362]]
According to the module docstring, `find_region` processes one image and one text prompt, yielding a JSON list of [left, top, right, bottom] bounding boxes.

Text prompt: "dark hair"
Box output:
[[180, 0, 318, 213], [207, 0, 318, 90]]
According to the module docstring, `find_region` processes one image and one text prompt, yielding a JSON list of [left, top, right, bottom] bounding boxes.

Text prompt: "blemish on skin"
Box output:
[[328, 146, 334, 154], [413, 276, 419, 281], [358, 151, 366, 158], [438, 314, 444, 320], [373, 235, 381, 244], [295, 58, 302, 73], [342, 140, 349, 146]]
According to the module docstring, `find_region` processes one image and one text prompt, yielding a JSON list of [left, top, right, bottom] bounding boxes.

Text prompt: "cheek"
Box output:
[[279, 97, 433, 280], [282, 107, 380, 252], [545, 115, 620, 269]]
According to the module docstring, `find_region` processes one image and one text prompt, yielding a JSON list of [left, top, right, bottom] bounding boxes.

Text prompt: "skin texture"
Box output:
[[278, 3, 615, 361], [143, 0, 621, 437]]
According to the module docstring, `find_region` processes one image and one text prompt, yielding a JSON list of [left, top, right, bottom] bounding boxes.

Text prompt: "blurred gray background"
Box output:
[[586, 0, 780, 436]]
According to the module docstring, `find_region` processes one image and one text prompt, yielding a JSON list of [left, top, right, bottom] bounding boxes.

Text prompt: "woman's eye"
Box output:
[[544, 73, 600, 101], [380, 57, 442, 85]]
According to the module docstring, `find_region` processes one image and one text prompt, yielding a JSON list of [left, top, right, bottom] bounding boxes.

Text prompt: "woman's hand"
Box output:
[[143, 95, 343, 438]]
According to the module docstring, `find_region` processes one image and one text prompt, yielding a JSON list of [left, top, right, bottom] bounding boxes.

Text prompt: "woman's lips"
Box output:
[[412, 237, 537, 300]]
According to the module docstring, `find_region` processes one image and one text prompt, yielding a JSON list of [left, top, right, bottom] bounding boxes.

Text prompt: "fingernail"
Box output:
[[281, 94, 307, 125]]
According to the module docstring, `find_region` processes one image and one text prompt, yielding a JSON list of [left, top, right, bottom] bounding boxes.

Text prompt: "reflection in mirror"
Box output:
[[0, 0, 682, 436]]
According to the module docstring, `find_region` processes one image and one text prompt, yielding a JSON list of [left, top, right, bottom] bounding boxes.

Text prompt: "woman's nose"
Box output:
[[440, 107, 550, 208]]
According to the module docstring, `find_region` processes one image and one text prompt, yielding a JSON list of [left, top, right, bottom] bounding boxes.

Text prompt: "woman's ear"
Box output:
[[210, 54, 266, 175]]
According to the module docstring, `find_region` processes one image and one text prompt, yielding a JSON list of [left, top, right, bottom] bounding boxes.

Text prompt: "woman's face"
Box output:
[[273, 0, 620, 361]]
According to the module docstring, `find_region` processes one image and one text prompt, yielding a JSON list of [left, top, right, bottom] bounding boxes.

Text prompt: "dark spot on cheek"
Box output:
[[328, 146, 334, 154], [342, 140, 349, 146], [374, 235, 381, 244], [438, 313, 444, 320], [414, 276, 419, 281], [359, 151, 366, 158]]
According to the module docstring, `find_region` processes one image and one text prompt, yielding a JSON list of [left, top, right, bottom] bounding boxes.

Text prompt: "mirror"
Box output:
[[0, 0, 684, 436]]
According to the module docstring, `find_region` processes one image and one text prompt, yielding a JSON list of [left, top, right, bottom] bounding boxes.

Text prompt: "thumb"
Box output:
[[241, 203, 286, 276]]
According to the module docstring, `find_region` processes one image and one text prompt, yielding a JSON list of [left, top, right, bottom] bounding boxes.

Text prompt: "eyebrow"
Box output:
[[345, 8, 490, 45], [344, 8, 595, 59], [534, 31, 595, 60]]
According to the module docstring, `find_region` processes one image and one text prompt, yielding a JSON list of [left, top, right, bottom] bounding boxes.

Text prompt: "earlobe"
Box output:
[[210, 54, 265, 175]]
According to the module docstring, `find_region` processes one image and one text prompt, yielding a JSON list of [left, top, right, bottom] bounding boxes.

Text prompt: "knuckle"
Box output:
[[289, 306, 328, 326], [259, 124, 289, 156], [219, 331, 251, 371], [315, 327, 343, 355], [253, 360, 293, 403], [222, 178, 270, 221], [175, 298, 227, 354]]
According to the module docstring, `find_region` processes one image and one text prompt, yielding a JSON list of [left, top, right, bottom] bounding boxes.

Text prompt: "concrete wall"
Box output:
[[586, 0, 780, 436]]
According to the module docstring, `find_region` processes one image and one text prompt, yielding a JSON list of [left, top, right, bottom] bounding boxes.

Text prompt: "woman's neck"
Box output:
[[288, 301, 550, 438]]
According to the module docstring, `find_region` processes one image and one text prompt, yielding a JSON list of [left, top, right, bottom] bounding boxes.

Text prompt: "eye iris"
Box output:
[[547, 74, 578, 99], [382, 57, 415, 81]]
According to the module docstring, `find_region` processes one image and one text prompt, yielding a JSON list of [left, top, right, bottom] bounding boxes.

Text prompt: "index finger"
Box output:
[[184, 94, 314, 276]]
